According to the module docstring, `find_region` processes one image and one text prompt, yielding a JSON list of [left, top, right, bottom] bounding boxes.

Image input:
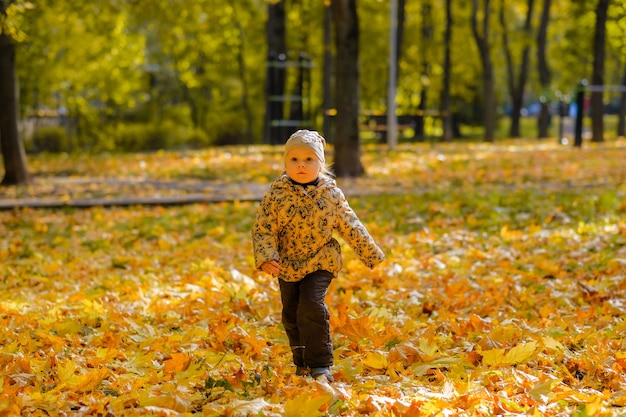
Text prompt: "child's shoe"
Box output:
[[310, 367, 334, 382], [295, 366, 309, 376]]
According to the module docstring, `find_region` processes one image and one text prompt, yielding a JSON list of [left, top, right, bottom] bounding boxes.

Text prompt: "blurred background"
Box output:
[[3, 0, 625, 154]]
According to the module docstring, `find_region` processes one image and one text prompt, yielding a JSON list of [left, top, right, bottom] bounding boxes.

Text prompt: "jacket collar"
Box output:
[[276, 173, 335, 195]]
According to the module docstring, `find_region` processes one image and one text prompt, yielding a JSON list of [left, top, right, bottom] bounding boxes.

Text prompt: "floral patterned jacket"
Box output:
[[252, 174, 385, 282]]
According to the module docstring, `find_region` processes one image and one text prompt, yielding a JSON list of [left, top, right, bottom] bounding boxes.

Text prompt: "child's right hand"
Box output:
[[260, 260, 280, 276]]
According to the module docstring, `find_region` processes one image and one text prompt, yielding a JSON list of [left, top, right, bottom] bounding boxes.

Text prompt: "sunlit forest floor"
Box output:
[[1, 138, 626, 416]]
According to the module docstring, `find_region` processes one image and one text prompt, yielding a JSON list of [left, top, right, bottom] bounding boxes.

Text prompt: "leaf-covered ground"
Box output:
[[1, 139, 626, 416]]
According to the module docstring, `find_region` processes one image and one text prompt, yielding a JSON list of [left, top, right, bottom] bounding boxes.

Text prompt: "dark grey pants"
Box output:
[[279, 270, 334, 369]]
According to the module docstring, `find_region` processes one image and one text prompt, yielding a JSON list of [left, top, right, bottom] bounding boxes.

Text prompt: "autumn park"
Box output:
[[2, 0, 626, 416]]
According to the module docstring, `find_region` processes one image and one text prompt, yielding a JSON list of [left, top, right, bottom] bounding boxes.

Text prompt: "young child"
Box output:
[[252, 129, 385, 382]]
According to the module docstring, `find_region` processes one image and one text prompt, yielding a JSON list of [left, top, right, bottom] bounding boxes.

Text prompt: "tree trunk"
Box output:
[[0, 2, 31, 186], [323, 4, 334, 142], [501, 0, 534, 139], [332, 0, 362, 178], [618, 66, 626, 137], [416, 2, 433, 141], [536, 0, 552, 139], [591, 0, 609, 143], [440, 0, 453, 142], [385, 0, 406, 147], [500, 1, 516, 133], [232, 12, 254, 144], [471, 0, 496, 142], [264, 0, 287, 145], [396, 0, 406, 80]]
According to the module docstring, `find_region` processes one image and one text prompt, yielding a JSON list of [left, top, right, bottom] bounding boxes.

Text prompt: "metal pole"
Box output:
[[387, 0, 398, 150], [574, 80, 587, 148], [558, 100, 564, 144]]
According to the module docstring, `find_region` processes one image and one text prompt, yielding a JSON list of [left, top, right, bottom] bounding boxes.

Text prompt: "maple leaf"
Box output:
[[57, 359, 109, 393], [363, 350, 389, 370], [529, 379, 559, 402], [480, 341, 538, 367], [138, 390, 192, 413], [388, 342, 425, 366], [283, 389, 334, 417], [411, 356, 469, 377], [163, 352, 192, 374], [332, 305, 374, 342]]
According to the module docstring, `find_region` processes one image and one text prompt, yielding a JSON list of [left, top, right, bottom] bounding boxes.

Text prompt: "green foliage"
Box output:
[[206, 110, 248, 146], [126, 0, 266, 142], [1, 0, 33, 42], [16, 1, 146, 140], [9, 0, 626, 147], [95, 122, 210, 153], [29, 126, 69, 153]]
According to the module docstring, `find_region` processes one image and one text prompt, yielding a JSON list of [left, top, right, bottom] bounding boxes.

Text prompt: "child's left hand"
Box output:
[[260, 260, 281, 276]]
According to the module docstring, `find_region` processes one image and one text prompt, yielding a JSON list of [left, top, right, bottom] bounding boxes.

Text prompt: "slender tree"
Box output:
[[471, 0, 496, 142], [440, 0, 453, 142], [591, 0, 610, 143], [415, 2, 433, 140], [616, 1, 626, 137], [232, 5, 255, 143], [617, 66, 626, 137], [332, 0, 362, 177], [0, 0, 31, 185], [264, 0, 287, 144], [500, 0, 535, 138], [384, 0, 405, 148], [396, 0, 406, 81], [536, 0, 552, 138], [322, 3, 334, 142]]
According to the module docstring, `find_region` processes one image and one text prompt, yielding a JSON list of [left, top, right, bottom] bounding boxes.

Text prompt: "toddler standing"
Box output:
[[252, 129, 385, 382]]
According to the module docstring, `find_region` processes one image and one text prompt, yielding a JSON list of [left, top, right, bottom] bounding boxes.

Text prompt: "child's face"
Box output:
[[285, 147, 322, 184]]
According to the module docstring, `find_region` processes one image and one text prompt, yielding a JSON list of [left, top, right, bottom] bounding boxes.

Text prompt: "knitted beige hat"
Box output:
[[284, 130, 326, 164]]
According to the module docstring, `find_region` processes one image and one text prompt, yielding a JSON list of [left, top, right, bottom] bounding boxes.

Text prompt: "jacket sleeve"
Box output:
[[333, 188, 385, 269], [251, 192, 280, 269]]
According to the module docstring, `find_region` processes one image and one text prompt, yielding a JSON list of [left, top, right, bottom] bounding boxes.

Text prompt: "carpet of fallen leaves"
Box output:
[[1, 139, 626, 416]]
